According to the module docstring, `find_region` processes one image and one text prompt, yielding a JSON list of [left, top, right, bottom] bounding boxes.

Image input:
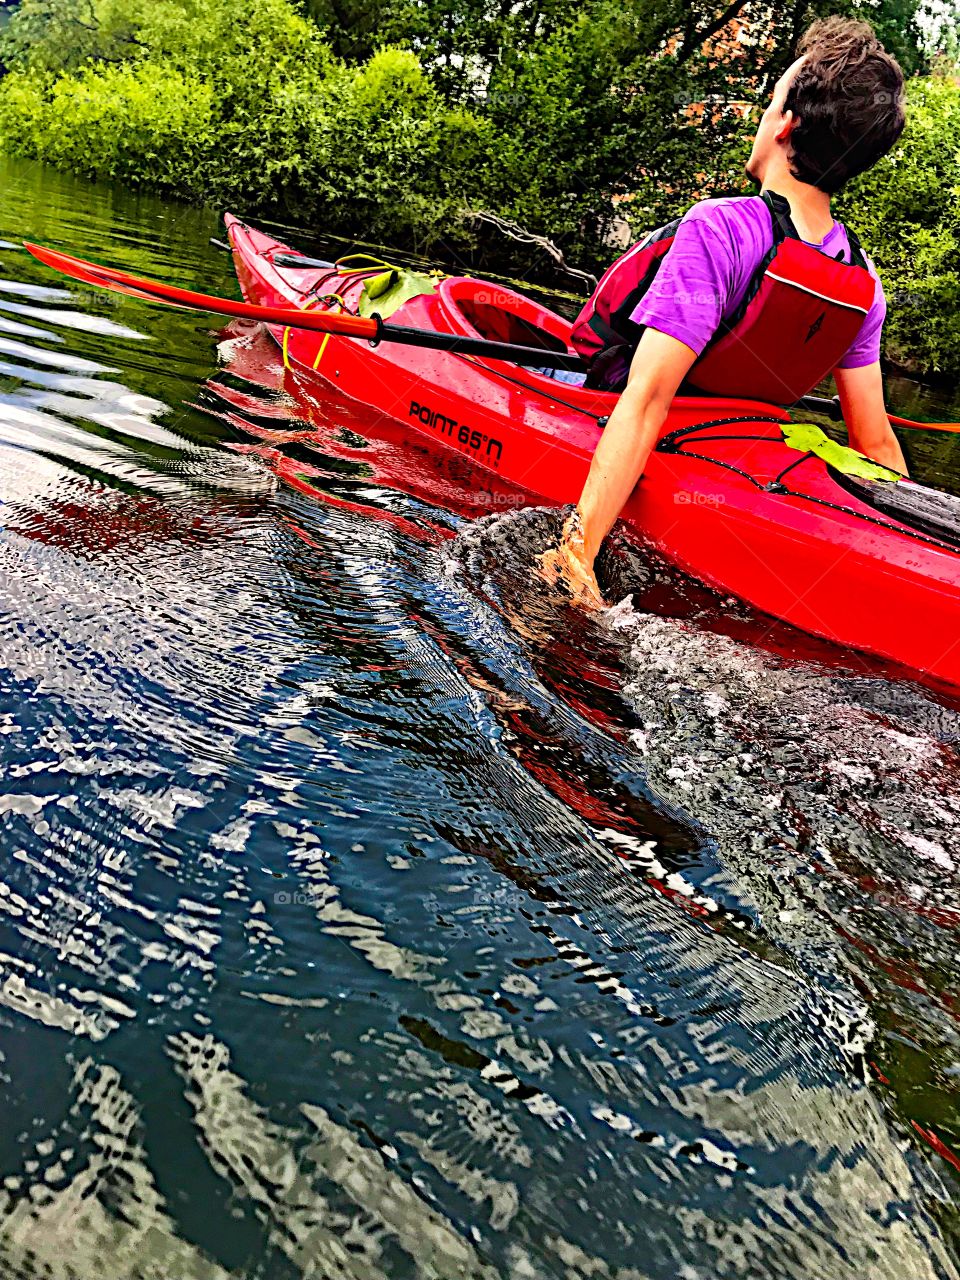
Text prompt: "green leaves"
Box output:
[[839, 73, 960, 379], [0, 1, 479, 241], [0, 61, 216, 190], [782, 423, 903, 482], [357, 266, 438, 319]]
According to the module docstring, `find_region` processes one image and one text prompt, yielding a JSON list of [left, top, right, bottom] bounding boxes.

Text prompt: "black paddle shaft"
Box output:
[[371, 318, 588, 372], [795, 393, 843, 420]]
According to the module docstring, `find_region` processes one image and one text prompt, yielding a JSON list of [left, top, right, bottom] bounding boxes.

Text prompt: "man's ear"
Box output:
[[775, 109, 798, 144]]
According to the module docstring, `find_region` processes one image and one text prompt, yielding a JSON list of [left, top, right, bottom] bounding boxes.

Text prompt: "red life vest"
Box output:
[[571, 192, 877, 404]]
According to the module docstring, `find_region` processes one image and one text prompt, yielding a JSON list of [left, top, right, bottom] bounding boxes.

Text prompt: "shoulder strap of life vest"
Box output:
[[569, 215, 682, 363], [570, 191, 806, 377], [572, 191, 874, 400], [706, 190, 869, 341], [570, 194, 756, 376]]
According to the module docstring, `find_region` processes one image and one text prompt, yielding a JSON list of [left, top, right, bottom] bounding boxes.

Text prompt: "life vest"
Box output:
[[571, 192, 877, 404]]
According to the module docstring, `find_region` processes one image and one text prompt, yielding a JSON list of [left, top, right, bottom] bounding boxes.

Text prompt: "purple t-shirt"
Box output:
[[630, 195, 885, 370]]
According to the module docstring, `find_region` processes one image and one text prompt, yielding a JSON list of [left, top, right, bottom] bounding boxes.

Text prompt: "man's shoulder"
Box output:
[[674, 195, 770, 261], [682, 194, 769, 226]]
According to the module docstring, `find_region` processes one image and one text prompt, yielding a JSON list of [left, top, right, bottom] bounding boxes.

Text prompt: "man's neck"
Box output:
[[759, 169, 834, 243]]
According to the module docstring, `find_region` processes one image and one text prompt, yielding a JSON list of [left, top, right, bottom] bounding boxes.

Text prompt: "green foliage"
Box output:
[[0, 62, 216, 190], [289, 47, 492, 242], [839, 73, 960, 378], [0, 0, 956, 378], [477, 4, 749, 252], [0, 0, 484, 241], [1, 0, 111, 71]]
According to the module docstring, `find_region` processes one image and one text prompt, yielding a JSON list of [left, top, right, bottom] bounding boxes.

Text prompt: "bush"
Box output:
[[0, 0, 488, 238], [839, 73, 960, 379], [0, 62, 216, 192], [294, 48, 492, 244], [475, 3, 746, 255]]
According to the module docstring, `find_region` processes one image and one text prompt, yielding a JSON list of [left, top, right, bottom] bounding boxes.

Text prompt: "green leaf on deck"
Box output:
[[358, 268, 438, 320], [782, 422, 902, 482]]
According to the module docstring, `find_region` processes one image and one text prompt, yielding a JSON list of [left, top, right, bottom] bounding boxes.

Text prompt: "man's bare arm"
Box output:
[[540, 328, 698, 603], [834, 362, 908, 474]]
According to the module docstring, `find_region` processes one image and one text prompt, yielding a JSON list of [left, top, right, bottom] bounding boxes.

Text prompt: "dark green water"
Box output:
[[0, 153, 959, 1279]]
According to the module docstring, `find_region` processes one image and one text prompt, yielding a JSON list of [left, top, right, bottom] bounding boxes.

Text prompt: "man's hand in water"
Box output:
[[542, 331, 697, 606], [538, 512, 604, 608]]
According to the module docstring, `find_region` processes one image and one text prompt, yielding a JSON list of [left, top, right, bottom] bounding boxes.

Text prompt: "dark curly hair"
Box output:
[[784, 17, 905, 194]]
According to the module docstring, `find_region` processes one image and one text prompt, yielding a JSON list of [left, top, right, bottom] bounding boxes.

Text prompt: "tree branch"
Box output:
[[463, 209, 598, 288], [676, 0, 750, 66]]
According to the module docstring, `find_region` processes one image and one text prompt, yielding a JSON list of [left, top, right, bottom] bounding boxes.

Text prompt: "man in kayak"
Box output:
[[544, 16, 909, 604]]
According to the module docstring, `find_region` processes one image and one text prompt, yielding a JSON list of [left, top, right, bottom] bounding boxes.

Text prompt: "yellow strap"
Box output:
[[280, 293, 349, 372], [335, 253, 396, 275], [310, 296, 345, 369], [313, 333, 331, 370], [335, 253, 448, 283]]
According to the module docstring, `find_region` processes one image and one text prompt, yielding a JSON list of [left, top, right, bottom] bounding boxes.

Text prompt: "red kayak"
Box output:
[[223, 215, 960, 686], [22, 221, 960, 686]]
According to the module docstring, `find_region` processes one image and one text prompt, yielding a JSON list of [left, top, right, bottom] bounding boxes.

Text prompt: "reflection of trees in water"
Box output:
[[0, 1059, 229, 1279]]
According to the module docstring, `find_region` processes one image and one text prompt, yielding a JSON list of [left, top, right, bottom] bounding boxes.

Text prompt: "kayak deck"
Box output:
[[224, 214, 960, 687]]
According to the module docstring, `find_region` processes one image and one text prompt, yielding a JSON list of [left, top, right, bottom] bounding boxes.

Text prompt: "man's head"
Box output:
[[746, 17, 905, 194]]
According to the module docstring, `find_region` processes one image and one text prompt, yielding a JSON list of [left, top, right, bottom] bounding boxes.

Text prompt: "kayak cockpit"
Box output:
[[437, 277, 576, 361]]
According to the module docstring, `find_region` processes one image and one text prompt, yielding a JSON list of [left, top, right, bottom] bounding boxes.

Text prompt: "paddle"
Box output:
[[796, 393, 960, 435], [23, 242, 960, 428], [23, 240, 588, 374], [209, 237, 334, 271]]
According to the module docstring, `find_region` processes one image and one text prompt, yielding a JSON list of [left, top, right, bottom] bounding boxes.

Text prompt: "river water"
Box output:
[[0, 153, 958, 1279]]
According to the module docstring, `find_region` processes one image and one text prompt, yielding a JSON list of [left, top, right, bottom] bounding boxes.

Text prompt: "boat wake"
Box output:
[[445, 505, 960, 1121]]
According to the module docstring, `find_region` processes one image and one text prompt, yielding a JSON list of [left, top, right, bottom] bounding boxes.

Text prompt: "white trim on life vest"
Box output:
[[763, 270, 871, 314]]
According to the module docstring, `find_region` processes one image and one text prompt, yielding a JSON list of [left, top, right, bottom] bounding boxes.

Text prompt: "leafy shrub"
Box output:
[[0, 62, 216, 192], [293, 48, 492, 243], [839, 73, 960, 378], [476, 4, 745, 252], [0, 0, 487, 238], [0, 0, 126, 72]]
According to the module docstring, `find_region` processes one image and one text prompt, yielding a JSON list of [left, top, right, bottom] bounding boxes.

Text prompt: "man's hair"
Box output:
[[784, 17, 905, 194]]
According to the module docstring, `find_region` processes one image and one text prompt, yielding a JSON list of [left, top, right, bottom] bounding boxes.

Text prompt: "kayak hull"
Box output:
[[225, 215, 960, 687]]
